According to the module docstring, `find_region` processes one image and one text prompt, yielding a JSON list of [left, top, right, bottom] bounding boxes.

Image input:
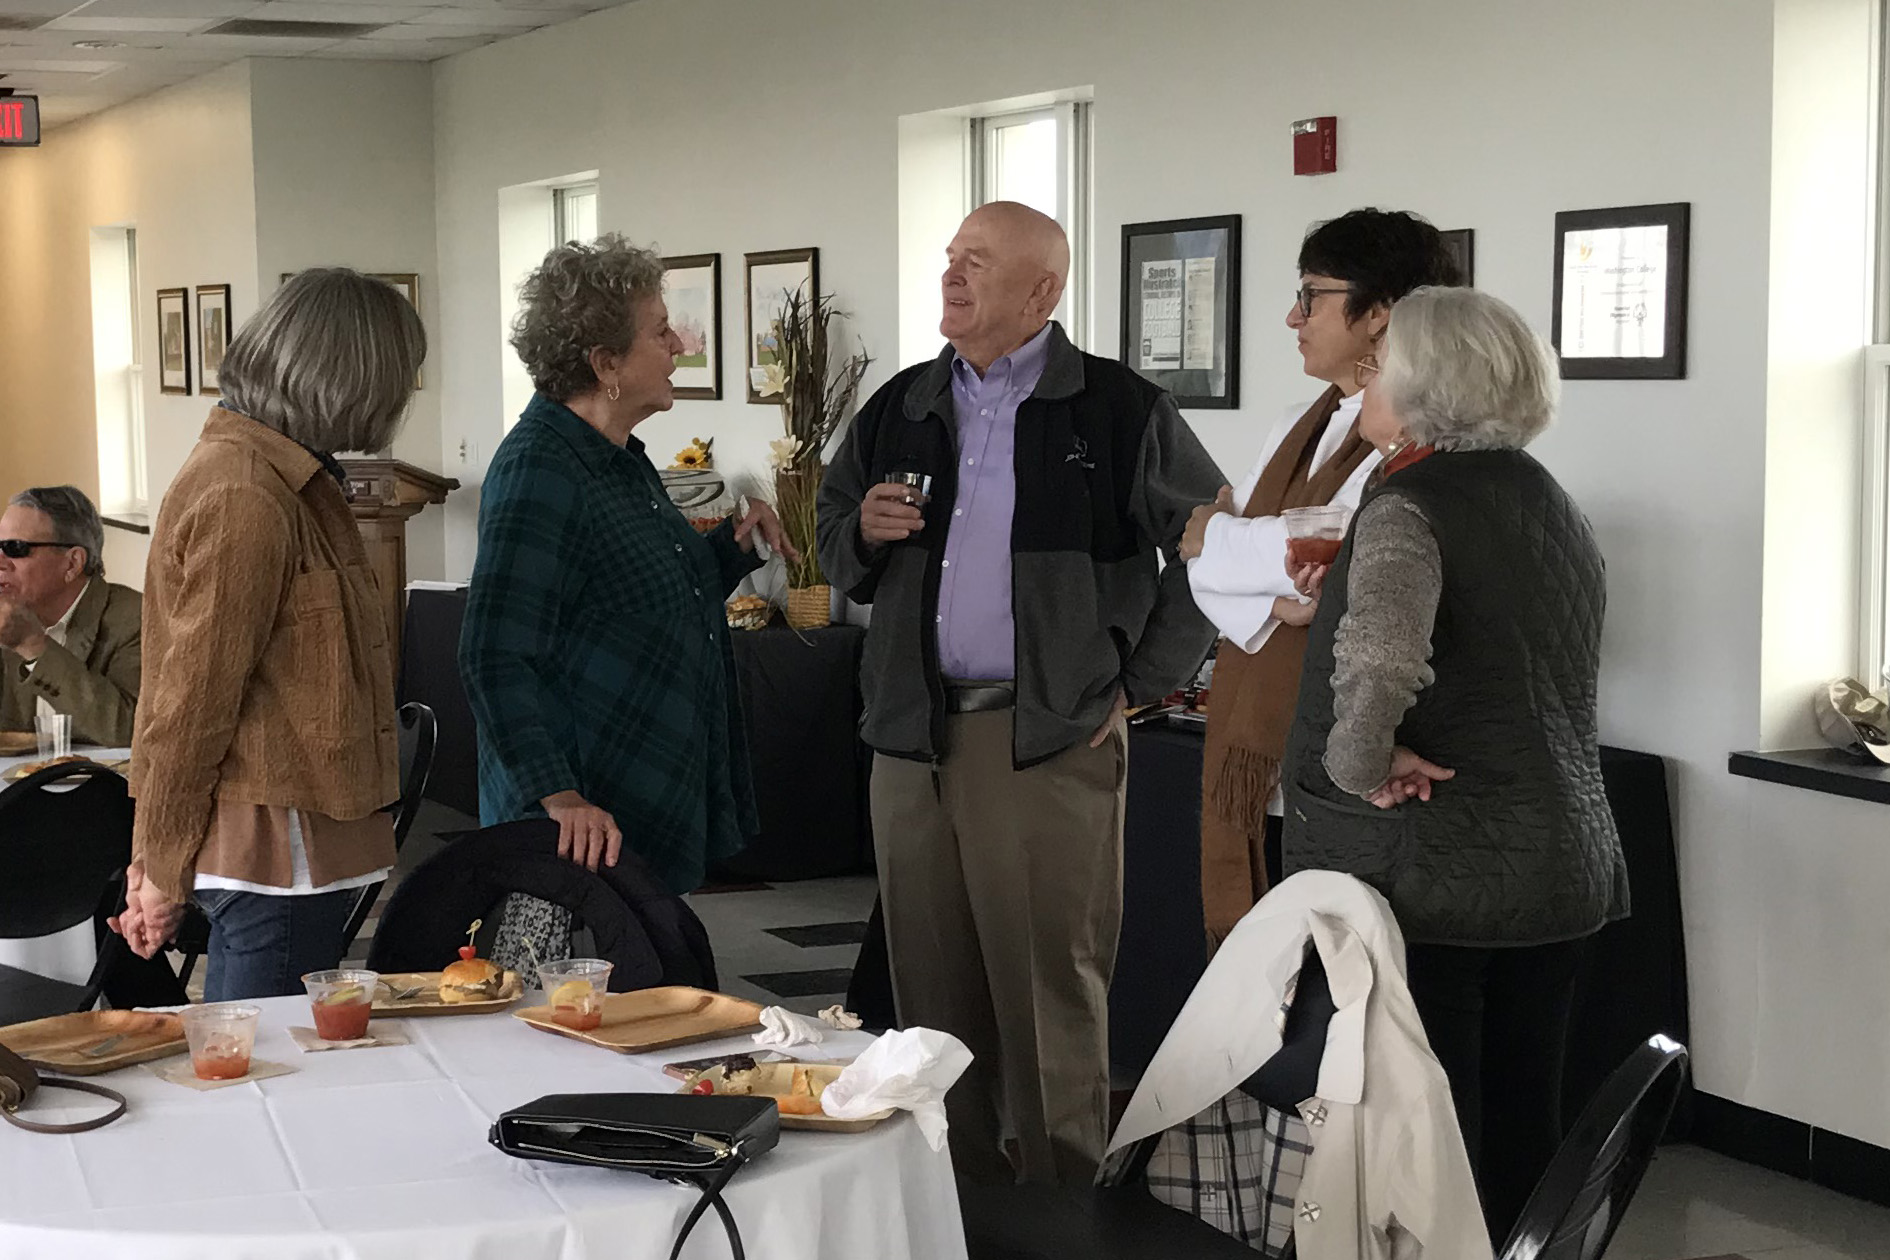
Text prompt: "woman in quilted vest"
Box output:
[[1279, 286, 1629, 1244], [1180, 209, 1463, 948]]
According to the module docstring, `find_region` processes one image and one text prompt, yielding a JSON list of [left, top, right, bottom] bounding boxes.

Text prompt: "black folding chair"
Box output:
[[0, 759, 184, 1024], [1499, 1034, 1690, 1260], [958, 947, 1336, 1260], [338, 701, 437, 955]]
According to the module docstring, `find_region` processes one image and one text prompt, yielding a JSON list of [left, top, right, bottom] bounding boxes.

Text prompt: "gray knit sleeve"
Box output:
[[1323, 493, 1442, 796]]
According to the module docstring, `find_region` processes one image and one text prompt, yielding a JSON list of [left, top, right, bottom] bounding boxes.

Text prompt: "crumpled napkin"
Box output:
[[752, 1005, 863, 1048], [819, 1027, 973, 1150]]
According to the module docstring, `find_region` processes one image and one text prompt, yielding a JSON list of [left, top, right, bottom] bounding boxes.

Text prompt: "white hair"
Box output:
[[1378, 286, 1560, 451]]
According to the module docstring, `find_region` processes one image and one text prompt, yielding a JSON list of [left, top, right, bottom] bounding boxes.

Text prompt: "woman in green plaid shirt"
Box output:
[[461, 236, 794, 964]]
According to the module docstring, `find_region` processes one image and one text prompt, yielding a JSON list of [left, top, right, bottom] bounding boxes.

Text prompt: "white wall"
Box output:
[[427, 0, 1890, 1144], [0, 61, 261, 587], [249, 58, 448, 582]]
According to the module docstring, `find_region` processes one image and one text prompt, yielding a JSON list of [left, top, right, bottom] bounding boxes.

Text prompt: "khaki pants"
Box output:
[[870, 710, 1126, 1186]]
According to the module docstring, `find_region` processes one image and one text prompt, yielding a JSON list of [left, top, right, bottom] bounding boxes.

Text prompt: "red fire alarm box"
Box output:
[[1292, 116, 1337, 175]]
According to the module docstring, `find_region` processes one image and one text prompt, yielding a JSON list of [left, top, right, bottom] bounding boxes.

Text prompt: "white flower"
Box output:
[[768, 436, 802, 470], [758, 361, 787, 399]]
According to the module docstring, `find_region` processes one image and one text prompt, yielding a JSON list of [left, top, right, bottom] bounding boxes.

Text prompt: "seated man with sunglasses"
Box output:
[[0, 486, 141, 746]]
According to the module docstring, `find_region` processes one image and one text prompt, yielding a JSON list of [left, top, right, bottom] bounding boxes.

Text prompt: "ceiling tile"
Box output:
[[72, 0, 265, 16], [312, 33, 494, 58], [0, 1, 93, 16], [246, 1, 430, 20], [41, 16, 214, 32], [406, 8, 569, 28]]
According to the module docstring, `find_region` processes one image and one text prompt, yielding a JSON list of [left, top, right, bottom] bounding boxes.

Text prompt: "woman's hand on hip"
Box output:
[[541, 791, 622, 872], [734, 498, 799, 561], [1365, 746, 1455, 808]]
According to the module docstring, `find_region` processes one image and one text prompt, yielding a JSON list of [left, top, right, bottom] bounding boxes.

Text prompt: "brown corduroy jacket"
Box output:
[[129, 409, 399, 900]]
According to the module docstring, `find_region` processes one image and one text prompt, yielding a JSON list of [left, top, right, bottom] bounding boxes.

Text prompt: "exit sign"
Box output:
[[0, 96, 40, 147]]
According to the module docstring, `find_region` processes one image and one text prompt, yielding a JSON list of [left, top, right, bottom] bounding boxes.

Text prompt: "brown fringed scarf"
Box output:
[[1200, 386, 1374, 945]]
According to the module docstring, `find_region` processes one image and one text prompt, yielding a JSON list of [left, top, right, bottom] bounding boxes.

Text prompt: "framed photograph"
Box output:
[[1120, 216, 1241, 409], [156, 287, 190, 395], [664, 253, 722, 401], [744, 248, 818, 404], [195, 284, 231, 396], [368, 273, 423, 388], [1551, 203, 1689, 380], [1440, 229, 1476, 287]]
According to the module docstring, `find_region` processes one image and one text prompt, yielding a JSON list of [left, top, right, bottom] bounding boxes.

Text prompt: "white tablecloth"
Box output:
[[0, 747, 133, 986], [0, 994, 969, 1260]]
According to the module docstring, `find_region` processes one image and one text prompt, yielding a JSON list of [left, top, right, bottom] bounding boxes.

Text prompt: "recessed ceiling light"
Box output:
[[72, 40, 123, 50]]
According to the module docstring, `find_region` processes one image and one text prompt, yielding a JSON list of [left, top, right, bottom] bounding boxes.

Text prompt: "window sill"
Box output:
[[102, 512, 150, 535], [1727, 749, 1890, 806]]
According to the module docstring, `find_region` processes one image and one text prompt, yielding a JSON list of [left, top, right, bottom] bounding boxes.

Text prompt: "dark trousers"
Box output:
[[1405, 936, 1589, 1246], [197, 887, 356, 1002]]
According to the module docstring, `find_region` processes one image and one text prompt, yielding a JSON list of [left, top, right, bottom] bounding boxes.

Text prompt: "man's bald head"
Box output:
[[942, 201, 1070, 373]]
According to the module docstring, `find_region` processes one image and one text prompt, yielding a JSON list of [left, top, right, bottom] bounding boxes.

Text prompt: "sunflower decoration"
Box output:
[[670, 436, 714, 471]]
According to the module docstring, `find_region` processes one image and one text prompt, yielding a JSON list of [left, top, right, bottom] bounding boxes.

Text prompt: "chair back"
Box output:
[[1499, 1034, 1690, 1260], [391, 701, 437, 848], [0, 761, 134, 939]]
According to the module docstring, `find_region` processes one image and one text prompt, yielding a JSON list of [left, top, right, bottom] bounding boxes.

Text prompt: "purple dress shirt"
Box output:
[[935, 322, 1054, 681]]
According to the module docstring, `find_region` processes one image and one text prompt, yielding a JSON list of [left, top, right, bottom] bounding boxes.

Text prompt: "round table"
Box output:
[[0, 746, 132, 987], [0, 994, 969, 1260]]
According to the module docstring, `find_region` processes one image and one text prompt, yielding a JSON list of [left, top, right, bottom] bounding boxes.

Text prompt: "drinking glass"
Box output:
[[34, 712, 70, 760], [181, 1003, 261, 1081], [884, 471, 932, 509], [539, 959, 614, 1031], [1281, 505, 1347, 569]]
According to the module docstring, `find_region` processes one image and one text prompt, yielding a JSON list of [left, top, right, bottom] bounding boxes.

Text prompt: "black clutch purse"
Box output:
[[490, 1093, 779, 1259]]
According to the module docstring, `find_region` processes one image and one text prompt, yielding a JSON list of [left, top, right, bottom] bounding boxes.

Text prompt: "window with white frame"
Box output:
[[89, 226, 146, 519], [970, 103, 1091, 346], [1864, 348, 1890, 689], [553, 181, 598, 246]]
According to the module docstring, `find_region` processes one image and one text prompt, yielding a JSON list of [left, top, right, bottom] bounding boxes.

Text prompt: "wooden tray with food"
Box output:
[[679, 1057, 893, 1133], [514, 985, 763, 1054], [371, 962, 523, 1016], [0, 730, 38, 756], [0, 1009, 186, 1075]]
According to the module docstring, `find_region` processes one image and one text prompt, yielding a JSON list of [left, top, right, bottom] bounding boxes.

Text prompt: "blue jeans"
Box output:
[[197, 888, 358, 1002]]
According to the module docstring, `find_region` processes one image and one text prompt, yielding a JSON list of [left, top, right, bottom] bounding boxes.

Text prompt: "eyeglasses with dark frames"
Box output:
[[0, 540, 73, 560], [1294, 285, 1354, 318]]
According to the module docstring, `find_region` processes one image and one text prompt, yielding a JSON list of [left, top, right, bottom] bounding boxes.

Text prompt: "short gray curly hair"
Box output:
[[1378, 286, 1560, 451], [510, 234, 666, 402]]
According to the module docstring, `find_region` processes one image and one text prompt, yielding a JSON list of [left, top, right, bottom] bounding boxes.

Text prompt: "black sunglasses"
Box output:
[[0, 539, 73, 560]]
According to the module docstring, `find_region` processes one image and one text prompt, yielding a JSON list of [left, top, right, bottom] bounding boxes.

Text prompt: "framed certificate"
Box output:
[[1551, 203, 1690, 380], [1120, 215, 1241, 409]]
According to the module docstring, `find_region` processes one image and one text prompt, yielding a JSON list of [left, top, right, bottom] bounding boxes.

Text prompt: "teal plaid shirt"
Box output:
[[460, 393, 763, 893]]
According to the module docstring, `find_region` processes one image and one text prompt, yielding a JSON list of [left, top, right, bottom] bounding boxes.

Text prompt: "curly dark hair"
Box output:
[[509, 233, 665, 402], [1298, 208, 1462, 324]]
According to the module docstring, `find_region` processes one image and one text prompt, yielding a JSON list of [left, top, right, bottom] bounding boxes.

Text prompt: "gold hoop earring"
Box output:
[[605, 382, 621, 403]]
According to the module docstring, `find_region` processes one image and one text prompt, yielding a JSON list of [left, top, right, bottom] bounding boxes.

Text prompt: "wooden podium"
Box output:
[[337, 458, 459, 663]]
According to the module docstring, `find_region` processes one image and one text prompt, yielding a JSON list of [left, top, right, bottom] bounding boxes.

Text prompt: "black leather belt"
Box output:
[[943, 682, 1015, 714]]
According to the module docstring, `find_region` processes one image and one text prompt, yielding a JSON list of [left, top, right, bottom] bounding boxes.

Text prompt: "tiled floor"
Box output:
[[1612, 1145, 1890, 1260], [348, 819, 1890, 1259]]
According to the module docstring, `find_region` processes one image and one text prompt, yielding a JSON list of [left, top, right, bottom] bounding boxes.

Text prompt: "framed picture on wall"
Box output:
[[369, 273, 422, 388], [1440, 228, 1475, 287], [1550, 202, 1689, 380], [664, 253, 722, 401], [196, 284, 231, 396], [156, 287, 190, 395], [744, 247, 818, 404], [1120, 215, 1241, 409]]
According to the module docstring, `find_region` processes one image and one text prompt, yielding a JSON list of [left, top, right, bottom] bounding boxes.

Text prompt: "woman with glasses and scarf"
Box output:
[[1179, 209, 1460, 949]]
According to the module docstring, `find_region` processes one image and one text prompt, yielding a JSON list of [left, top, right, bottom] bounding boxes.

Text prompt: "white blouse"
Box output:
[[1186, 393, 1379, 654]]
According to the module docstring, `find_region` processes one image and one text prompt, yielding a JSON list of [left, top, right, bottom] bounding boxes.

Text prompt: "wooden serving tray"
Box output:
[[0, 1009, 186, 1075], [680, 1060, 892, 1133], [0, 731, 38, 756], [514, 986, 763, 1054], [371, 969, 523, 1016]]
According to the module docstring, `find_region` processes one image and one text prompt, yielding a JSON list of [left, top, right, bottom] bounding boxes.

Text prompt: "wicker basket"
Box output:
[[785, 584, 833, 630]]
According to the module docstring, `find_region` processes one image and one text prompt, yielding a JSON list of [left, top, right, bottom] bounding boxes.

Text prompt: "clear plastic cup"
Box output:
[[34, 712, 70, 760], [1282, 505, 1347, 569], [538, 959, 613, 1031], [303, 969, 379, 1042], [181, 1003, 261, 1081], [884, 471, 932, 508]]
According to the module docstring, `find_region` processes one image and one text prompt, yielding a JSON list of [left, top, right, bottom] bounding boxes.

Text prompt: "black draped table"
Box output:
[[398, 586, 874, 880]]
